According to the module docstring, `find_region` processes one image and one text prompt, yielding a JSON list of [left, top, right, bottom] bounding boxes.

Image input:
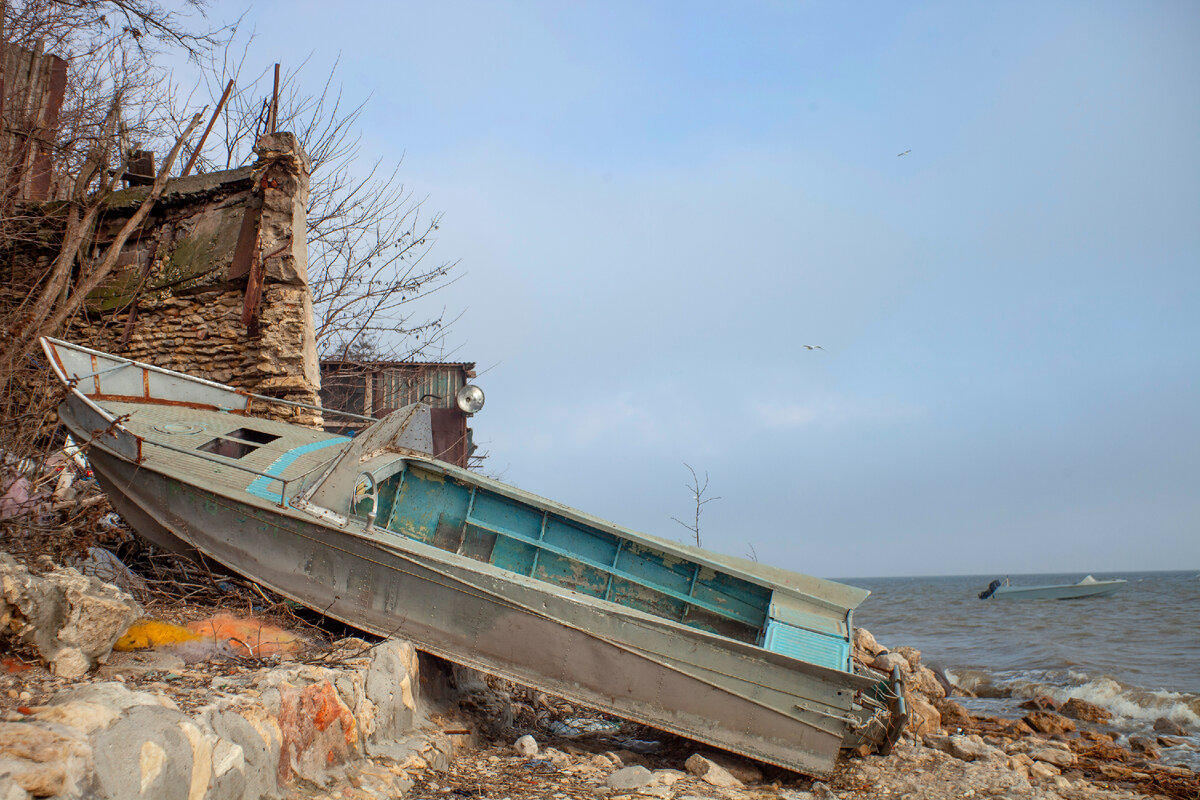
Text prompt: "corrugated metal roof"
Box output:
[[320, 360, 476, 370]]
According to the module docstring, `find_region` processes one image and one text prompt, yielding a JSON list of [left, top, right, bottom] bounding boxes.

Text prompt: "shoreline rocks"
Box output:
[[850, 626, 1197, 799], [0, 639, 470, 799], [0, 541, 1193, 800]]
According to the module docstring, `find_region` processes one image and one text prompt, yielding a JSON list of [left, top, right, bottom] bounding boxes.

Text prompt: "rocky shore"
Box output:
[[0, 545, 1194, 799]]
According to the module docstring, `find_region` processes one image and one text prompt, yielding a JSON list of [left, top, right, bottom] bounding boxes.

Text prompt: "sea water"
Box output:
[[842, 571, 1200, 769]]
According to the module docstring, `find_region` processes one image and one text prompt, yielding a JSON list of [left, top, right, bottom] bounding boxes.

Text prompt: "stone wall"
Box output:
[[72, 133, 322, 427]]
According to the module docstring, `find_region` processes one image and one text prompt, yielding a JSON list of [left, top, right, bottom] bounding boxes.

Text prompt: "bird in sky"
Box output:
[[803, 344, 824, 350], [897, 149, 911, 157]]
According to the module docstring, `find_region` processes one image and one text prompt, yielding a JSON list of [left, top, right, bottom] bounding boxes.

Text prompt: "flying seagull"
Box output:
[[897, 149, 911, 157], [803, 344, 824, 350]]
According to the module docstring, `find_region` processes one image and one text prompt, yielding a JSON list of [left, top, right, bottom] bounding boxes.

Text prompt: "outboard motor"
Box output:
[[978, 579, 1002, 600]]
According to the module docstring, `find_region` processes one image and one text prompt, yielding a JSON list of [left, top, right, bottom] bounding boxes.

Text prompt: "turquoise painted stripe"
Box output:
[[245, 437, 350, 501]]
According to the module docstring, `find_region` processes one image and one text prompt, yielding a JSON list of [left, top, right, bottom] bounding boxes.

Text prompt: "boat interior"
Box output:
[[343, 456, 856, 672]]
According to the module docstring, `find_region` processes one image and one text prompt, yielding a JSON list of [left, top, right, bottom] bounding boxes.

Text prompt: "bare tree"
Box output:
[[0, 0, 224, 474], [0, 0, 217, 380], [169, 35, 460, 361], [671, 463, 721, 548]]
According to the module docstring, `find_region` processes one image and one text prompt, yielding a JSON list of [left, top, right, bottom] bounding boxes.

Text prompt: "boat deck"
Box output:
[[101, 401, 349, 505]]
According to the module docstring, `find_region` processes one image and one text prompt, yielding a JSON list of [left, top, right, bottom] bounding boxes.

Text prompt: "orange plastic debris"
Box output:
[[186, 614, 304, 657], [1, 657, 32, 673]]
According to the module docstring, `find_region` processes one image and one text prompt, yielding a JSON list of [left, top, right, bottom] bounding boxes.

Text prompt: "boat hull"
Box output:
[[990, 581, 1125, 600], [81, 442, 871, 777]]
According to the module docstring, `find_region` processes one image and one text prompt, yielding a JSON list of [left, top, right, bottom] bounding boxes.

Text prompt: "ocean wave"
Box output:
[[944, 668, 1011, 698], [967, 668, 1200, 728]]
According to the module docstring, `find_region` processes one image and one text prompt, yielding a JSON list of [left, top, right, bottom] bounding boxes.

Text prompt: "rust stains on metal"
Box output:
[[1, 42, 68, 202], [88, 394, 250, 415], [228, 193, 263, 282]]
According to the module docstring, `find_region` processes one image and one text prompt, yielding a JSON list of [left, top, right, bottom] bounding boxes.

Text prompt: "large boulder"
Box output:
[[1127, 736, 1160, 758], [907, 694, 943, 737], [1152, 717, 1187, 736], [363, 640, 423, 754], [871, 652, 911, 675], [1019, 695, 1059, 712], [606, 765, 653, 790], [1027, 745, 1075, 768], [0, 553, 141, 678], [0, 722, 93, 798], [893, 646, 922, 671], [1060, 697, 1111, 723], [853, 628, 887, 657], [922, 733, 1003, 763], [702, 754, 762, 784], [684, 754, 743, 788], [1022, 711, 1075, 736], [90, 705, 198, 800], [933, 698, 971, 730], [909, 666, 947, 700]]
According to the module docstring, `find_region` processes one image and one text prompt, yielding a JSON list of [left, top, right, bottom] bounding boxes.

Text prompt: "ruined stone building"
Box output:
[[2, 39, 322, 425], [72, 133, 324, 426], [4, 42, 480, 443]]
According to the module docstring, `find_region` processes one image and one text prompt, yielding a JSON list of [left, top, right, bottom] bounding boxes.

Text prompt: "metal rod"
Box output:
[[67, 361, 134, 382], [239, 391, 376, 421], [182, 78, 234, 177], [384, 468, 406, 531], [269, 63, 279, 134], [529, 511, 548, 577], [54, 337, 378, 422], [458, 486, 478, 554], [681, 562, 702, 621], [603, 540, 625, 602]]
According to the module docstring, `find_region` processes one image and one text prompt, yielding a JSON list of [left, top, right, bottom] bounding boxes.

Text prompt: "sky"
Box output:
[[187, 1, 1198, 578]]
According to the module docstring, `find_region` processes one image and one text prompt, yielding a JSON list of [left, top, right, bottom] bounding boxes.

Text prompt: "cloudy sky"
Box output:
[[193, 1, 1198, 577]]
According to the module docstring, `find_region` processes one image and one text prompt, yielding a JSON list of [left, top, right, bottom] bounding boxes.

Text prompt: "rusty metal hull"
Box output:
[[79, 441, 870, 776]]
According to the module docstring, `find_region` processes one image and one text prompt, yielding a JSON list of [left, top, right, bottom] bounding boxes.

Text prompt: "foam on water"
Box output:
[[847, 570, 1200, 766]]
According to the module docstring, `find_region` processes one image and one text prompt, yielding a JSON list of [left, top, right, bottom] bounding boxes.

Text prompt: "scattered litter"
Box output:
[[71, 546, 146, 594], [548, 716, 622, 737], [614, 737, 662, 754], [0, 477, 34, 519], [1, 657, 32, 674], [97, 512, 124, 530]]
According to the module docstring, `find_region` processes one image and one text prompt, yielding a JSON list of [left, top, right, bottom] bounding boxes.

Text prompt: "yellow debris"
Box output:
[[113, 619, 201, 651]]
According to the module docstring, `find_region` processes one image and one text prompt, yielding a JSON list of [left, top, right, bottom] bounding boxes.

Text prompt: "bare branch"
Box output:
[[166, 38, 461, 359], [671, 463, 721, 548]]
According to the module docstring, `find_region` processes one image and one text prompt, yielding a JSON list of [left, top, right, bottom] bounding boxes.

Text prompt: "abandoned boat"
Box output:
[[43, 336, 901, 777], [978, 575, 1126, 600]]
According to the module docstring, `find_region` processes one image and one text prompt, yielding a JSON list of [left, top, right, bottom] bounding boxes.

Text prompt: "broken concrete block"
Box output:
[[0, 554, 141, 678], [606, 765, 653, 789], [684, 754, 743, 788]]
